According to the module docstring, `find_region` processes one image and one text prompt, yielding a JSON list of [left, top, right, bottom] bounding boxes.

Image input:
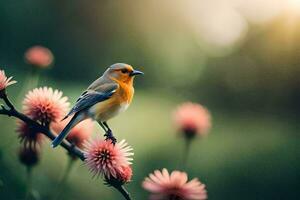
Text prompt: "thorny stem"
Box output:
[[0, 91, 132, 200]]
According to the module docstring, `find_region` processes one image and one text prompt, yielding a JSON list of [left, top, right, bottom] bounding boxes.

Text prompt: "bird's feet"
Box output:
[[104, 130, 117, 145]]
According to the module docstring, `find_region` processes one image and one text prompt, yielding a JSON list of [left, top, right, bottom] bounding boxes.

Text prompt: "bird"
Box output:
[[51, 63, 143, 148]]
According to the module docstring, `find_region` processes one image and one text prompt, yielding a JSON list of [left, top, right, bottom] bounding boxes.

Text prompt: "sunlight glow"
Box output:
[[286, 0, 300, 14], [288, 0, 300, 8]]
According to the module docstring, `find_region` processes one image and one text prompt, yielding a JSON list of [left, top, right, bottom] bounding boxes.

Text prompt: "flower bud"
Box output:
[[18, 146, 40, 167]]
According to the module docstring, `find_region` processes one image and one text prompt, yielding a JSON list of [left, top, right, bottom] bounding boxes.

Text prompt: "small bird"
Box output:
[[52, 63, 143, 148]]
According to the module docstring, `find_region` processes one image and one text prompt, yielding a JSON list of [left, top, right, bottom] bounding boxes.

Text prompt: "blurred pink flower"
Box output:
[[23, 87, 69, 124], [116, 165, 133, 184], [143, 168, 207, 200], [0, 70, 17, 91], [173, 102, 211, 138], [51, 119, 94, 148], [18, 145, 40, 167], [17, 121, 44, 148], [83, 139, 133, 178], [24, 46, 53, 68]]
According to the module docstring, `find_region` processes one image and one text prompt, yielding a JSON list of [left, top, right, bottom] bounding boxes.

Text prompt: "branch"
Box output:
[[1, 90, 14, 109], [0, 90, 132, 200]]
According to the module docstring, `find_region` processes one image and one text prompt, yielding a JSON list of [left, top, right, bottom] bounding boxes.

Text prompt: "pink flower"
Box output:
[[173, 102, 211, 138], [0, 70, 17, 91], [116, 165, 133, 184], [143, 169, 207, 200], [24, 46, 54, 68], [51, 119, 94, 148], [83, 139, 133, 178], [17, 121, 44, 148], [23, 87, 69, 124]]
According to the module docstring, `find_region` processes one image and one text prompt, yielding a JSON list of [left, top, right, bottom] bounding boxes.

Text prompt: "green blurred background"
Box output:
[[0, 0, 299, 199]]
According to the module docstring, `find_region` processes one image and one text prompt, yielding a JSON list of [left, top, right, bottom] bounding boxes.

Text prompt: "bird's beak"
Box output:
[[130, 70, 144, 76]]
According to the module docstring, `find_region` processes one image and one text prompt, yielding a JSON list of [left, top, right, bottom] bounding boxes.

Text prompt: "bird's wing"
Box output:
[[63, 83, 118, 120]]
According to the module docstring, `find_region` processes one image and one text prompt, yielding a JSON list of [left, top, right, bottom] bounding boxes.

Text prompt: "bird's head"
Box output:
[[104, 63, 144, 84]]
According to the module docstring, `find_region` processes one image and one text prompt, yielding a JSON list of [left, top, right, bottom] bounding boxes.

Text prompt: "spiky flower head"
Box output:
[[52, 119, 94, 148], [143, 168, 207, 200], [173, 102, 211, 139], [17, 121, 44, 148], [24, 46, 54, 68], [0, 70, 17, 92], [84, 139, 133, 179], [23, 87, 69, 125]]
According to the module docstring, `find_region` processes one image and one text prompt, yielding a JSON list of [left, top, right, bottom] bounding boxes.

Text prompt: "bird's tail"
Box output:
[[51, 113, 83, 148]]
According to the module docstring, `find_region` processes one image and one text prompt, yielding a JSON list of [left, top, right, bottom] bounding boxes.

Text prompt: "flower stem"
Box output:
[[25, 166, 33, 200], [114, 185, 132, 200], [29, 68, 39, 88], [182, 138, 192, 169], [52, 157, 75, 200], [17, 67, 39, 102]]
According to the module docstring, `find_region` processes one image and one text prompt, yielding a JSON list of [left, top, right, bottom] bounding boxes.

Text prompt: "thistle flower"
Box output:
[[83, 139, 133, 179], [24, 46, 53, 68], [143, 168, 207, 200], [51, 119, 94, 148], [173, 102, 211, 139], [0, 70, 17, 91], [23, 87, 69, 124], [17, 121, 44, 148], [18, 146, 40, 168]]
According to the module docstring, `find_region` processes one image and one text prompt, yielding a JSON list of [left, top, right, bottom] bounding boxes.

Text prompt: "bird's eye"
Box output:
[[121, 69, 128, 73]]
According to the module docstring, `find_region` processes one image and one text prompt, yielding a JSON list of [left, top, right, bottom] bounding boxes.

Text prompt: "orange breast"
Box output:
[[91, 80, 134, 122], [115, 81, 134, 104]]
